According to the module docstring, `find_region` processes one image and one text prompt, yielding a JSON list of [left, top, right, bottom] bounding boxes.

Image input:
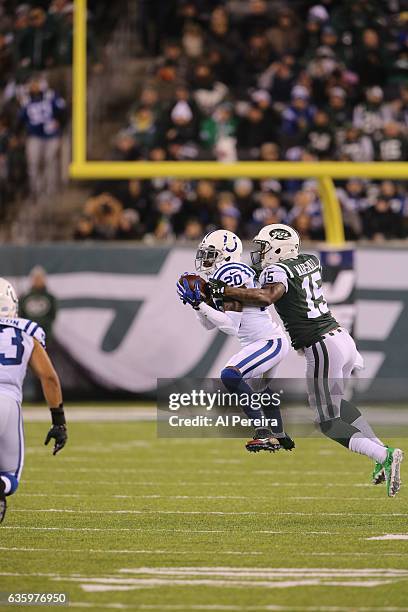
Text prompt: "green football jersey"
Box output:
[[259, 253, 339, 350]]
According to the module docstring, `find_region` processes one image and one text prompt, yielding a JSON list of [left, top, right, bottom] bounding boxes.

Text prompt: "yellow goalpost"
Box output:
[[70, 0, 408, 246]]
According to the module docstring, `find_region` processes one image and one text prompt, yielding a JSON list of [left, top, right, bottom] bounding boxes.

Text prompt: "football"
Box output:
[[178, 273, 208, 301]]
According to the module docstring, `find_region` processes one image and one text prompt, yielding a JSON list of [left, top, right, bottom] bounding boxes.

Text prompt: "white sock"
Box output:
[[0, 475, 11, 494], [349, 435, 387, 464], [351, 416, 384, 447]]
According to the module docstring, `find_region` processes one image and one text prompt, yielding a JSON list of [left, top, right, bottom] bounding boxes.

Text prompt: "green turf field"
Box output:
[[2, 414, 408, 611]]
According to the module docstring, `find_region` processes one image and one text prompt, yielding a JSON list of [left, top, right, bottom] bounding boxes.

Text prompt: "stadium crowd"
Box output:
[[0, 0, 117, 213], [0, 0, 407, 242], [77, 0, 408, 243]]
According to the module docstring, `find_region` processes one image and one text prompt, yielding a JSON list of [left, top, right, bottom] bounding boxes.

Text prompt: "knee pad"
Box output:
[[319, 417, 360, 448], [0, 473, 19, 496], [220, 366, 242, 392]]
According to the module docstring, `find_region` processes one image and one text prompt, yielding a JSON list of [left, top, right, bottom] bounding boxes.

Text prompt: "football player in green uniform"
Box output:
[[208, 223, 403, 497]]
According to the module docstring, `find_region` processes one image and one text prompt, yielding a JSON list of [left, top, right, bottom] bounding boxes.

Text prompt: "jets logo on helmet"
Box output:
[[0, 278, 18, 317], [195, 229, 243, 276], [251, 223, 300, 269], [269, 228, 292, 240]]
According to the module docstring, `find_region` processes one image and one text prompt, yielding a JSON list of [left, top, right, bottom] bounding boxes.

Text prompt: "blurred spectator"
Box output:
[[191, 63, 228, 115], [338, 126, 374, 162], [20, 266, 57, 340], [281, 86, 315, 147], [232, 179, 255, 223], [267, 8, 302, 57], [287, 189, 324, 240], [83, 193, 123, 240], [180, 218, 204, 241], [250, 192, 287, 233], [363, 197, 404, 240], [237, 103, 278, 159], [352, 28, 391, 88], [375, 122, 407, 162], [337, 179, 369, 215], [325, 87, 350, 131], [16, 7, 57, 71], [18, 75, 66, 198], [303, 109, 335, 159], [200, 103, 237, 160], [117, 209, 143, 240], [129, 106, 157, 150], [0, 32, 14, 86], [111, 130, 140, 161], [353, 87, 391, 137], [139, 0, 177, 56], [260, 56, 296, 104]]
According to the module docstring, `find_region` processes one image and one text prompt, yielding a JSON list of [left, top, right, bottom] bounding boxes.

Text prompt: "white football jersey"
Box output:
[[210, 262, 283, 347], [0, 325, 35, 403]]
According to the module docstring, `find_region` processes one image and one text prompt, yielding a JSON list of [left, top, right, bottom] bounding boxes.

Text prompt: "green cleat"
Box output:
[[383, 447, 404, 497], [372, 461, 386, 485]]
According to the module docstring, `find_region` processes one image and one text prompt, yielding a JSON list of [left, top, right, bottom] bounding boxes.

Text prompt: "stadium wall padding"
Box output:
[[2, 244, 408, 397]]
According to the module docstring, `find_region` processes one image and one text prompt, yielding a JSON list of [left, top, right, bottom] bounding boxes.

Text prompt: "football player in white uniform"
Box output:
[[208, 223, 402, 497], [177, 229, 294, 452], [0, 278, 67, 523]]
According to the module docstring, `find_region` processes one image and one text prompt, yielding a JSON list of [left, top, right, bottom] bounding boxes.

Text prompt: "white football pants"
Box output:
[[303, 327, 363, 422]]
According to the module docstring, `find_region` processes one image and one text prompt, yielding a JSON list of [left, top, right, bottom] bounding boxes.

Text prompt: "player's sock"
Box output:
[[262, 402, 295, 449], [348, 435, 388, 464], [262, 403, 284, 436], [220, 367, 263, 425], [0, 478, 6, 524], [0, 473, 18, 495], [348, 415, 384, 447], [340, 399, 384, 447]]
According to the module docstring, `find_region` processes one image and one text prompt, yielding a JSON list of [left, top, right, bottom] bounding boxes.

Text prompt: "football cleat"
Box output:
[[383, 447, 403, 497], [246, 428, 281, 453], [277, 434, 295, 451], [0, 478, 6, 524], [372, 461, 386, 485]]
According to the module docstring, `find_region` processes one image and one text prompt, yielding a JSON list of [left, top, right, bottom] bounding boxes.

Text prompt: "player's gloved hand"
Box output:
[[45, 405, 67, 455], [176, 278, 202, 309], [206, 278, 227, 300]]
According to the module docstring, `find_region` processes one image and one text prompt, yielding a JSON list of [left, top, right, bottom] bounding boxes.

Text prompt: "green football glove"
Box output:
[[206, 278, 227, 300]]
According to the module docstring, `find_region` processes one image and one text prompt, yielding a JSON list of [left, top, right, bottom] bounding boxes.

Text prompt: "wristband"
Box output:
[[50, 403, 66, 426]]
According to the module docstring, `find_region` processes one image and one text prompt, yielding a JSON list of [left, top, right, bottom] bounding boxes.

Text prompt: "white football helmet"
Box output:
[[0, 278, 18, 317], [251, 223, 300, 269], [195, 229, 243, 276]]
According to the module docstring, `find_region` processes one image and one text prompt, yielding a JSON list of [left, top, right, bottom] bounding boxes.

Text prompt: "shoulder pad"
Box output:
[[211, 262, 255, 287], [259, 264, 290, 290]]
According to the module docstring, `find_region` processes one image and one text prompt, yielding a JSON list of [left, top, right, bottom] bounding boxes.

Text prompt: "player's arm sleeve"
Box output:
[[195, 302, 242, 335], [195, 308, 216, 330], [259, 265, 289, 293]]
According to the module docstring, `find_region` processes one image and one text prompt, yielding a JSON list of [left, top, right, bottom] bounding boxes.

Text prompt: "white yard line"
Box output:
[[18, 493, 386, 502], [20, 479, 375, 487], [0, 526, 342, 534], [11, 509, 408, 517], [366, 535, 408, 541], [0, 547, 262, 556], [69, 605, 408, 611], [24, 467, 362, 476], [0, 546, 405, 558]]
